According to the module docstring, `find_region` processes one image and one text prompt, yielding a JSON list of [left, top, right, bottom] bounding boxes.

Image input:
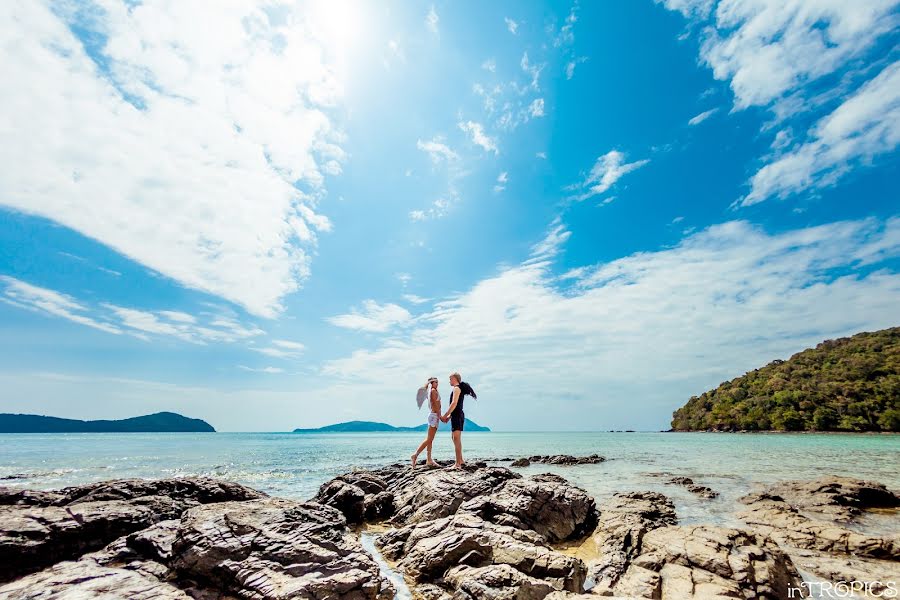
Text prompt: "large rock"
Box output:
[[171, 497, 394, 599], [0, 477, 266, 583], [314, 472, 394, 524], [0, 495, 183, 583], [0, 559, 192, 599], [460, 474, 597, 543], [382, 465, 520, 526], [760, 476, 900, 522], [586, 491, 677, 594], [738, 491, 900, 559], [0, 477, 265, 507], [623, 525, 804, 599], [444, 564, 557, 600], [0, 493, 395, 600], [378, 512, 586, 592]]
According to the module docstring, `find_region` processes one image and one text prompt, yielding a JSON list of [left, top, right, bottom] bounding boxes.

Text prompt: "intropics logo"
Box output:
[[788, 580, 898, 598]]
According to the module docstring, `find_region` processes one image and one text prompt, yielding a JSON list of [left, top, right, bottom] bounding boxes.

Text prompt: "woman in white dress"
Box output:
[[411, 377, 441, 468]]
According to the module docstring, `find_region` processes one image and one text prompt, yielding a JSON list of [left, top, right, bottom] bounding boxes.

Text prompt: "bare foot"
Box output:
[[410, 454, 418, 468], [425, 461, 438, 467]]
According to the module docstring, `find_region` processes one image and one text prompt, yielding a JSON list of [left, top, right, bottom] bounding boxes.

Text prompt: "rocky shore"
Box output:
[[1, 460, 897, 599]]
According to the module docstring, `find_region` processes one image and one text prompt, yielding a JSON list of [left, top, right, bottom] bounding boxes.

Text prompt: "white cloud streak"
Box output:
[[458, 121, 499, 154], [743, 60, 900, 205], [0, 276, 265, 344], [417, 138, 459, 163], [688, 107, 719, 125], [425, 5, 439, 33], [326, 300, 413, 333], [570, 150, 650, 201]]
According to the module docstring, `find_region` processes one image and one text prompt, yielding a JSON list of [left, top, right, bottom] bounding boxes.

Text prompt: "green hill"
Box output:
[[0, 411, 215, 433], [671, 327, 900, 432], [293, 419, 490, 432]]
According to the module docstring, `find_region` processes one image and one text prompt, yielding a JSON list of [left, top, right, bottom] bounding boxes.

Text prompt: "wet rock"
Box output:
[[761, 476, 900, 522], [511, 458, 531, 467], [586, 491, 677, 594], [460, 474, 598, 542], [528, 455, 606, 465], [665, 476, 719, 499], [0, 560, 192, 599], [686, 484, 718, 499], [378, 512, 585, 592], [738, 491, 899, 559], [0, 495, 184, 582], [171, 497, 395, 600]]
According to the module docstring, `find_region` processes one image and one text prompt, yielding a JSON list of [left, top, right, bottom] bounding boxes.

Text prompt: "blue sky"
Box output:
[[1, 0, 898, 431]]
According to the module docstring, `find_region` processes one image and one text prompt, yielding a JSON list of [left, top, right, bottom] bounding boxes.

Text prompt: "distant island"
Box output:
[[671, 326, 899, 432], [0, 411, 215, 433], [293, 419, 490, 433]]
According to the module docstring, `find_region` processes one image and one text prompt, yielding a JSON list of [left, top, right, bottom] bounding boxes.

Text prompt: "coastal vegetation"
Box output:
[[671, 326, 899, 432]]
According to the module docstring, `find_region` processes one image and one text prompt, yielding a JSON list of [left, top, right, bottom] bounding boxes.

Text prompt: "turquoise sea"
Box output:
[[2, 431, 898, 531]]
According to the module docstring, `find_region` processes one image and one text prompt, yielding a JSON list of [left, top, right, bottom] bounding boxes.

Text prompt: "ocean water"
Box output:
[[1, 431, 898, 531]]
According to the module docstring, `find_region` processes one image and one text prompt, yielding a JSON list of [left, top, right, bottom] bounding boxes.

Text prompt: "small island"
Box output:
[[671, 326, 899, 432], [0, 411, 215, 433], [293, 419, 490, 433]]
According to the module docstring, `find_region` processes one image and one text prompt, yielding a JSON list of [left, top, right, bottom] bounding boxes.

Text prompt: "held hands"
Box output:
[[440, 415, 450, 423]]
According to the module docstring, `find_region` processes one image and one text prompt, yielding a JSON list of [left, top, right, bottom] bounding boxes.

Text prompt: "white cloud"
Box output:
[[742, 60, 900, 206], [688, 107, 719, 125], [482, 58, 496, 73], [505, 17, 519, 34], [554, 4, 579, 47], [458, 121, 499, 154], [519, 52, 543, 92], [158, 310, 196, 324], [320, 216, 900, 430], [0, 3, 347, 318], [1, 276, 122, 335], [0, 276, 266, 344], [494, 171, 509, 193], [661, 0, 900, 206], [396, 273, 413, 286], [409, 210, 427, 222], [685, 0, 899, 111], [569, 150, 650, 201], [272, 339, 305, 351], [417, 137, 459, 163], [528, 98, 545, 118], [425, 5, 439, 33], [536, 152, 548, 159], [238, 365, 284, 374], [402, 294, 430, 305], [327, 300, 412, 333]]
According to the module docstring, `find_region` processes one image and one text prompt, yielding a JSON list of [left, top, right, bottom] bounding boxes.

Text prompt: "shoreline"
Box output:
[[1, 457, 898, 599]]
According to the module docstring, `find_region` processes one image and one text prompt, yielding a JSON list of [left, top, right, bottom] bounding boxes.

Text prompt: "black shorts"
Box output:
[[451, 411, 464, 432]]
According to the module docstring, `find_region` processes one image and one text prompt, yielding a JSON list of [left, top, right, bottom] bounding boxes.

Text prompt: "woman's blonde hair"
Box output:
[[450, 371, 461, 383]]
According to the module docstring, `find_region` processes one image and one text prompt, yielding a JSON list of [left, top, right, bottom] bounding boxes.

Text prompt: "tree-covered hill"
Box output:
[[671, 327, 899, 432]]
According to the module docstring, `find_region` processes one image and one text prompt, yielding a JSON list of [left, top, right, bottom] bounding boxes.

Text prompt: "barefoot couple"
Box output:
[[411, 372, 477, 469]]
